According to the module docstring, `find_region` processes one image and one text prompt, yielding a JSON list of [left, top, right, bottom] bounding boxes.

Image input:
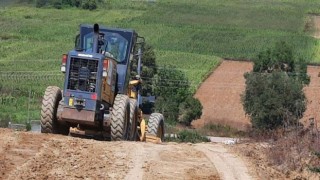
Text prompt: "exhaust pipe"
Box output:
[[92, 23, 100, 53]]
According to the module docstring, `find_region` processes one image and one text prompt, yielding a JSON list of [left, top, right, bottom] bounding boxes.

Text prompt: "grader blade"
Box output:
[[69, 126, 110, 140], [145, 134, 162, 144]]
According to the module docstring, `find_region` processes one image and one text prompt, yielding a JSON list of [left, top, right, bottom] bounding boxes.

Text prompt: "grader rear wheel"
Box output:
[[111, 94, 130, 141], [40, 86, 68, 135], [147, 113, 165, 141]]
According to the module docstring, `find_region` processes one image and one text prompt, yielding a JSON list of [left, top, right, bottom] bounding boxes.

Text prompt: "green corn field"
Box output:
[[0, 0, 320, 123]]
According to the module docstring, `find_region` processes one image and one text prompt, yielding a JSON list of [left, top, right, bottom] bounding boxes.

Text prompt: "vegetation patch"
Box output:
[[242, 41, 309, 130], [200, 123, 247, 138], [266, 127, 320, 175], [165, 129, 210, 143]]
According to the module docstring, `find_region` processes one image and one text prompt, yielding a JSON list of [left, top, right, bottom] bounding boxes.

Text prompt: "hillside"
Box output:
[[0, 0, 320, 123]]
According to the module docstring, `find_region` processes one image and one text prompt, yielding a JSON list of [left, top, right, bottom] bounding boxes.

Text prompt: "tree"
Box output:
[[130, 43, 203, 125], [153, 66, 189, 122], [131, 43, 157, 96], [153, 66, 202, 125], [242, 41, 309, 130]]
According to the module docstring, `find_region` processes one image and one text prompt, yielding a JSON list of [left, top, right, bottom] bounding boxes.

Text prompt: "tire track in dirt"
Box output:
[[142, 143, 220, 180], [312, 15, 320, 39], [195, 143, 254, 180], [125, 143, 145, 180]]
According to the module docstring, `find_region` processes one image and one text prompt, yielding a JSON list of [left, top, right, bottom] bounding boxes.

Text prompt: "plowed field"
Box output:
[[193, 60, 320, 130]]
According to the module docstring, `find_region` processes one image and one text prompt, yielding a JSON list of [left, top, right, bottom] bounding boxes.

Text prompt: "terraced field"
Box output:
[[0, 0, 320, 123]]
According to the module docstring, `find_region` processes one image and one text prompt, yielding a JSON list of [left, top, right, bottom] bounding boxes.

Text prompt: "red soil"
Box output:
[[192, 60, 320, 131], [192, 60, 253, 131]]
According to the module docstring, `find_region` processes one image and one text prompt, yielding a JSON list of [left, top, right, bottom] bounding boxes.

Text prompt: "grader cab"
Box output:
[[40, 24, 164, 142]]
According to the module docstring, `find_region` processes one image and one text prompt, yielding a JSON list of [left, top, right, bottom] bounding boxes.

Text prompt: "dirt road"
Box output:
[[313, 15, 320, 39], [0, 128, 256, 180]]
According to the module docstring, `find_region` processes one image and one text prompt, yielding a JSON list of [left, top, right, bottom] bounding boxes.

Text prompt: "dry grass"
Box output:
[[266, 125, 320, 175]]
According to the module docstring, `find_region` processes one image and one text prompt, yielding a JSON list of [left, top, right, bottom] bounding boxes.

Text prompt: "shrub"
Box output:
[[203, 123, 247, 137], [81, 0, 97, 10], [25, 122, 31, 131], [36, 0, 99, 10], [165, 129, 210, 143], [52, 0, 62, 9], [242, 41, 309, 130], [154, 65, 203, 125], [0, 114, 10, 128], [36, 0, 48, 7], [131, 43, 157, 97], [154, 66, 190, 122], [178, 96, 202, 126]]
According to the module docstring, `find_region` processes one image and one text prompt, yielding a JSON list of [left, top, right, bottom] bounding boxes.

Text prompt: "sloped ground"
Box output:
[[193, 60, 253, 131], [193, 60, 320, 130], [0, 128, 258, 180]]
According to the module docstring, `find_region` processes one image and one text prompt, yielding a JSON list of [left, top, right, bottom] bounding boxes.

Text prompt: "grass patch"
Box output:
[[119, 0, 320, 61], [309, 167, 320, 173], [165, 129, 210, 143], [199, 123, 247, 137], [156, 50, 221, 93]]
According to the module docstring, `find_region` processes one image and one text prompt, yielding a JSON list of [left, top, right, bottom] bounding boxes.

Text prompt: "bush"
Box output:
[[52, 0, 62, 9], [131, 43, 157, 97], [154, 66, 190, 122], [203, 123, 247, 137], [242, 41, 309, 130], [154, 66, 203, 125], [178, 96, 202, 126], [36, 0, 48, 7], [81, 0, 97, 10], [25, 122, 31, 131], [0, 114, 10, 128], [165, 129, 210, 143], [35, 0, 99, 10]]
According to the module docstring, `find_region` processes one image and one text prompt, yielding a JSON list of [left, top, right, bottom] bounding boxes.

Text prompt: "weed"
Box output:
[[165, 129, 210, 143], [309, 167, 320, 173], [199, 123, 247, 137], [265, 127, 320, 174]]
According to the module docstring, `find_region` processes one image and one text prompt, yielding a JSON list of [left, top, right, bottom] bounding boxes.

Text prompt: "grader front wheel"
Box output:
[[128, 99, 138, 141], [147, 113, 165, 142]]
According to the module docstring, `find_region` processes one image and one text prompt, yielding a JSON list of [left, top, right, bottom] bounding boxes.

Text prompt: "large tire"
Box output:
[[128, 99, 138, 141], [41, 86, 68, 134], [147, 113, 165, 141], [111, 94, 130, 141]]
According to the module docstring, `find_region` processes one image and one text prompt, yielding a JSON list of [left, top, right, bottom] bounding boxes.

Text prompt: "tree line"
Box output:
[[35, 0, 102, 10]]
